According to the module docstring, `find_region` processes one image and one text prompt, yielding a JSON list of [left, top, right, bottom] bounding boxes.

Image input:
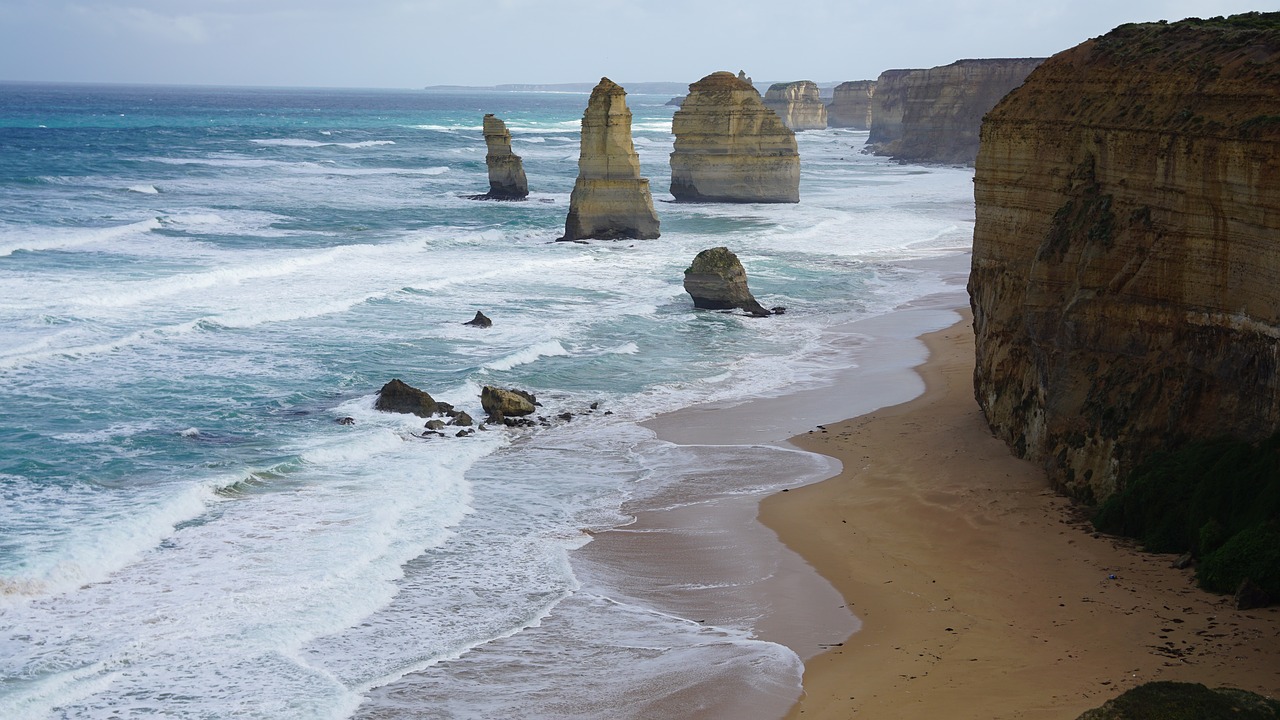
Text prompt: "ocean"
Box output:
[[0, 82, 974, 718]]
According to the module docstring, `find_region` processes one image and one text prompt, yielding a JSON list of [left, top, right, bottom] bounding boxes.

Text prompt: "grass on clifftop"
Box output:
[[1093, 434, 1280, 598]]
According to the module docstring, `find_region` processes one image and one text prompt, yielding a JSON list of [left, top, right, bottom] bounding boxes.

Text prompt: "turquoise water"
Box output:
[[0, 82, 974, 718]]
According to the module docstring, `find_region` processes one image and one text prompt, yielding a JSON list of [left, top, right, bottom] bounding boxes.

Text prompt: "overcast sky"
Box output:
[[0, 0, 1267, 88]]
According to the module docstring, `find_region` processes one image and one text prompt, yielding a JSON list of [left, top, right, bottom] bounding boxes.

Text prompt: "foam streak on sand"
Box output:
[[763, 311, 1280, 720]]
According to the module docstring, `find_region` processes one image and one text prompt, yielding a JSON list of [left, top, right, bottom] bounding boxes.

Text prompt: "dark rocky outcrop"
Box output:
[[969, 13, 1280, 500], [868, 58, 1043, 165], [683, 247, 770, 317], [375, 379, 438, 417], [476, 114, 528, 200], [560, 78, 660, 241], [1075, 681, 1280, 719], [463, 311, 492, 328], [827, 80, 876, 130], [762, 80, 827, 130], [669, 71, 800, 203]]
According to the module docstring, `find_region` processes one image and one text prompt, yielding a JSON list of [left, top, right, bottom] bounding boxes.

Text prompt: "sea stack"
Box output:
[[479, 114, 528, 199], [560, 78, 660, 241], [683, 247, 771, 317], [827, 80, 876, 130], [969, 13, 1280, 500], [762, 81, 828, 130], [867, 58, 1044, 165], [669, 71, 800, 203]]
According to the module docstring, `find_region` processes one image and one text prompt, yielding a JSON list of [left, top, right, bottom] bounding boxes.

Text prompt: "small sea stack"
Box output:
[[683, 246, 771, 317], [476, 114, 528, 200], [670, 71, 800, 204], [762, 81, 828, 130], [560, 78, 660, 242], [827, 80, 876, 130]]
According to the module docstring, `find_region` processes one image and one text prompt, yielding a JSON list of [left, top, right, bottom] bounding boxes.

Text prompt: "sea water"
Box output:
[[0, 83, 974, 718]]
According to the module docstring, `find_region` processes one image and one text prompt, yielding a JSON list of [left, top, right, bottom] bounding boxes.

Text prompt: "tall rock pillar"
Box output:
[[561, 78, 660, 241], [480, 114, 528, 199]]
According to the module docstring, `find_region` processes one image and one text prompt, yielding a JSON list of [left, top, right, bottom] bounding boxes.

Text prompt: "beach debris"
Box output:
[[1234, 578, 1271, 610], [683, 247, 771, 317], [481, 386, 537, 422], [1172, 552, 1195, 570], [463, 311, 493, 328], [375, 378, 439, 417]]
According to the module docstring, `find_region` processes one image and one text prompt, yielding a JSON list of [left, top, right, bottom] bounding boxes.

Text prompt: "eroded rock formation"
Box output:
[[561, 78, 660, 241], [478, 114, 528, 199], [669, 71, 800, 203], [762, 81, 828, 130], [868, 58, 1043, 165], [481, 386, 537, 421], [683, 246, 771, 317], [969, 13, 1280, 501], [375, 379, 438, 417], [827, 80, 876, 130]]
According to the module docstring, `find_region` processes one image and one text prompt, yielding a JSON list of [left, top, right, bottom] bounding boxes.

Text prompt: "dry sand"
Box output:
[[761, 310, 1280, 719]]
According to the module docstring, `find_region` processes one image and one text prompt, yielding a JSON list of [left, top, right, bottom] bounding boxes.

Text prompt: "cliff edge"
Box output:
[[868, 58, 1043, 165], [969, 13, 1280, 500]]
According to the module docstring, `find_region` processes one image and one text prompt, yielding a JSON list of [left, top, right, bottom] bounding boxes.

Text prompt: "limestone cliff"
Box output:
[[969, 13, 1280, 501], [478, 114, 528, 200], [669, 71, 800, 203], [868, 58, 1043, 165], [762, 81, 828, 130], [561, 78, 660, 241], [827, 80, 876, 130]]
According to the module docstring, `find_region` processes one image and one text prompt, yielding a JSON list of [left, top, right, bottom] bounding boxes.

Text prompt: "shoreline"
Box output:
[[762, 310, 1280, 719]]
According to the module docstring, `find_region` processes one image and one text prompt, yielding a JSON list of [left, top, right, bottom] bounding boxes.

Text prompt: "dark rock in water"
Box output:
[[425, 419, 447, 431], [771, 306, 787, 315], [1235, 577, 1272, 610], [336, 417, 356, 426], [464, 311, 492, 328], [375, 379, 438, 417], [1075, 681, 1280, 719], [456, 428, 475, 437], [558, 412, 573, 422], [481, 386, 537, 421], [590, 402, 599, 410], [683, 246, 771, 317], [451, 411, 474, 427]]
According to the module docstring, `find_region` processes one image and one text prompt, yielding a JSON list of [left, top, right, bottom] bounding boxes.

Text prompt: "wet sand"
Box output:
[[761, 310, 1280, 719]]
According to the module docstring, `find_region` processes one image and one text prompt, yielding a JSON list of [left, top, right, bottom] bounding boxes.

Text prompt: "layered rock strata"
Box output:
[[669, 71, 800, 203], [478, 114, 528, 199], [683, 247, 771, 317], [827, 80, 876, 129], [561, 78, 660, 241], [762, 81, 828, 130], [868, 58, 1043, 165], [969, 13, 1280, 501]]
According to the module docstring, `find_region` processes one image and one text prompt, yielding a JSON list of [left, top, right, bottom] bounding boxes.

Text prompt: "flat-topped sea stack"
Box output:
[[478, 114, 528, 200], [969, 13, 1280, 501], [669, 71, 800, 203], [827, 80, 876, 129], [762, 81, 828, 130], [868, 58, 1043, 165], [561, 78, 660, 241]]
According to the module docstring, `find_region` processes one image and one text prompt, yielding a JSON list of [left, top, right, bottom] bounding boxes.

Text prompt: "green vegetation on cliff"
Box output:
[[1093, 434, 1280, 598], [1076, 681, 1280, 720]]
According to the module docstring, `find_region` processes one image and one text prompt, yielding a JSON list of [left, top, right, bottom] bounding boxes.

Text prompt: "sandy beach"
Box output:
[[762, 310, 1280, 719]]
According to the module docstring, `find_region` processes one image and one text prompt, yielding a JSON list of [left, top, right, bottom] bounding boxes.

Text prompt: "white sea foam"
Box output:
[[0, 218, 160, 257], [483, 340, 570, 372], [250, 138, 396, 149], [126, 184, 159, 194]]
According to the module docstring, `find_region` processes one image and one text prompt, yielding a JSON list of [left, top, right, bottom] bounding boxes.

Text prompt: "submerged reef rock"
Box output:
[[560, 78, 660, 241], [463, 311, 492, 328], [969, 13, 1280, 501], [1075, 681, 1280, 719], [762, 81, 828, 130], [683, 246, 771, 317], [481, 386, 537, 421], [827, 80, 876, 130], [375, 379, 439, 417], [868, 58, 1043, 165], [477, 114, 528, 200], [669, 71, 800, 203]]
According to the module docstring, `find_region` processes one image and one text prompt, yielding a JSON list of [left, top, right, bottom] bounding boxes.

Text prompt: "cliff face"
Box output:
[[762, 81, 828, 130], [969, 14, 1280, 501], [480, 114, 528, 199], [562, 78, 660, 241], [868, 59, 1043, 165], [827, 80, 876, 130], [669, 71, 800, 203]]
